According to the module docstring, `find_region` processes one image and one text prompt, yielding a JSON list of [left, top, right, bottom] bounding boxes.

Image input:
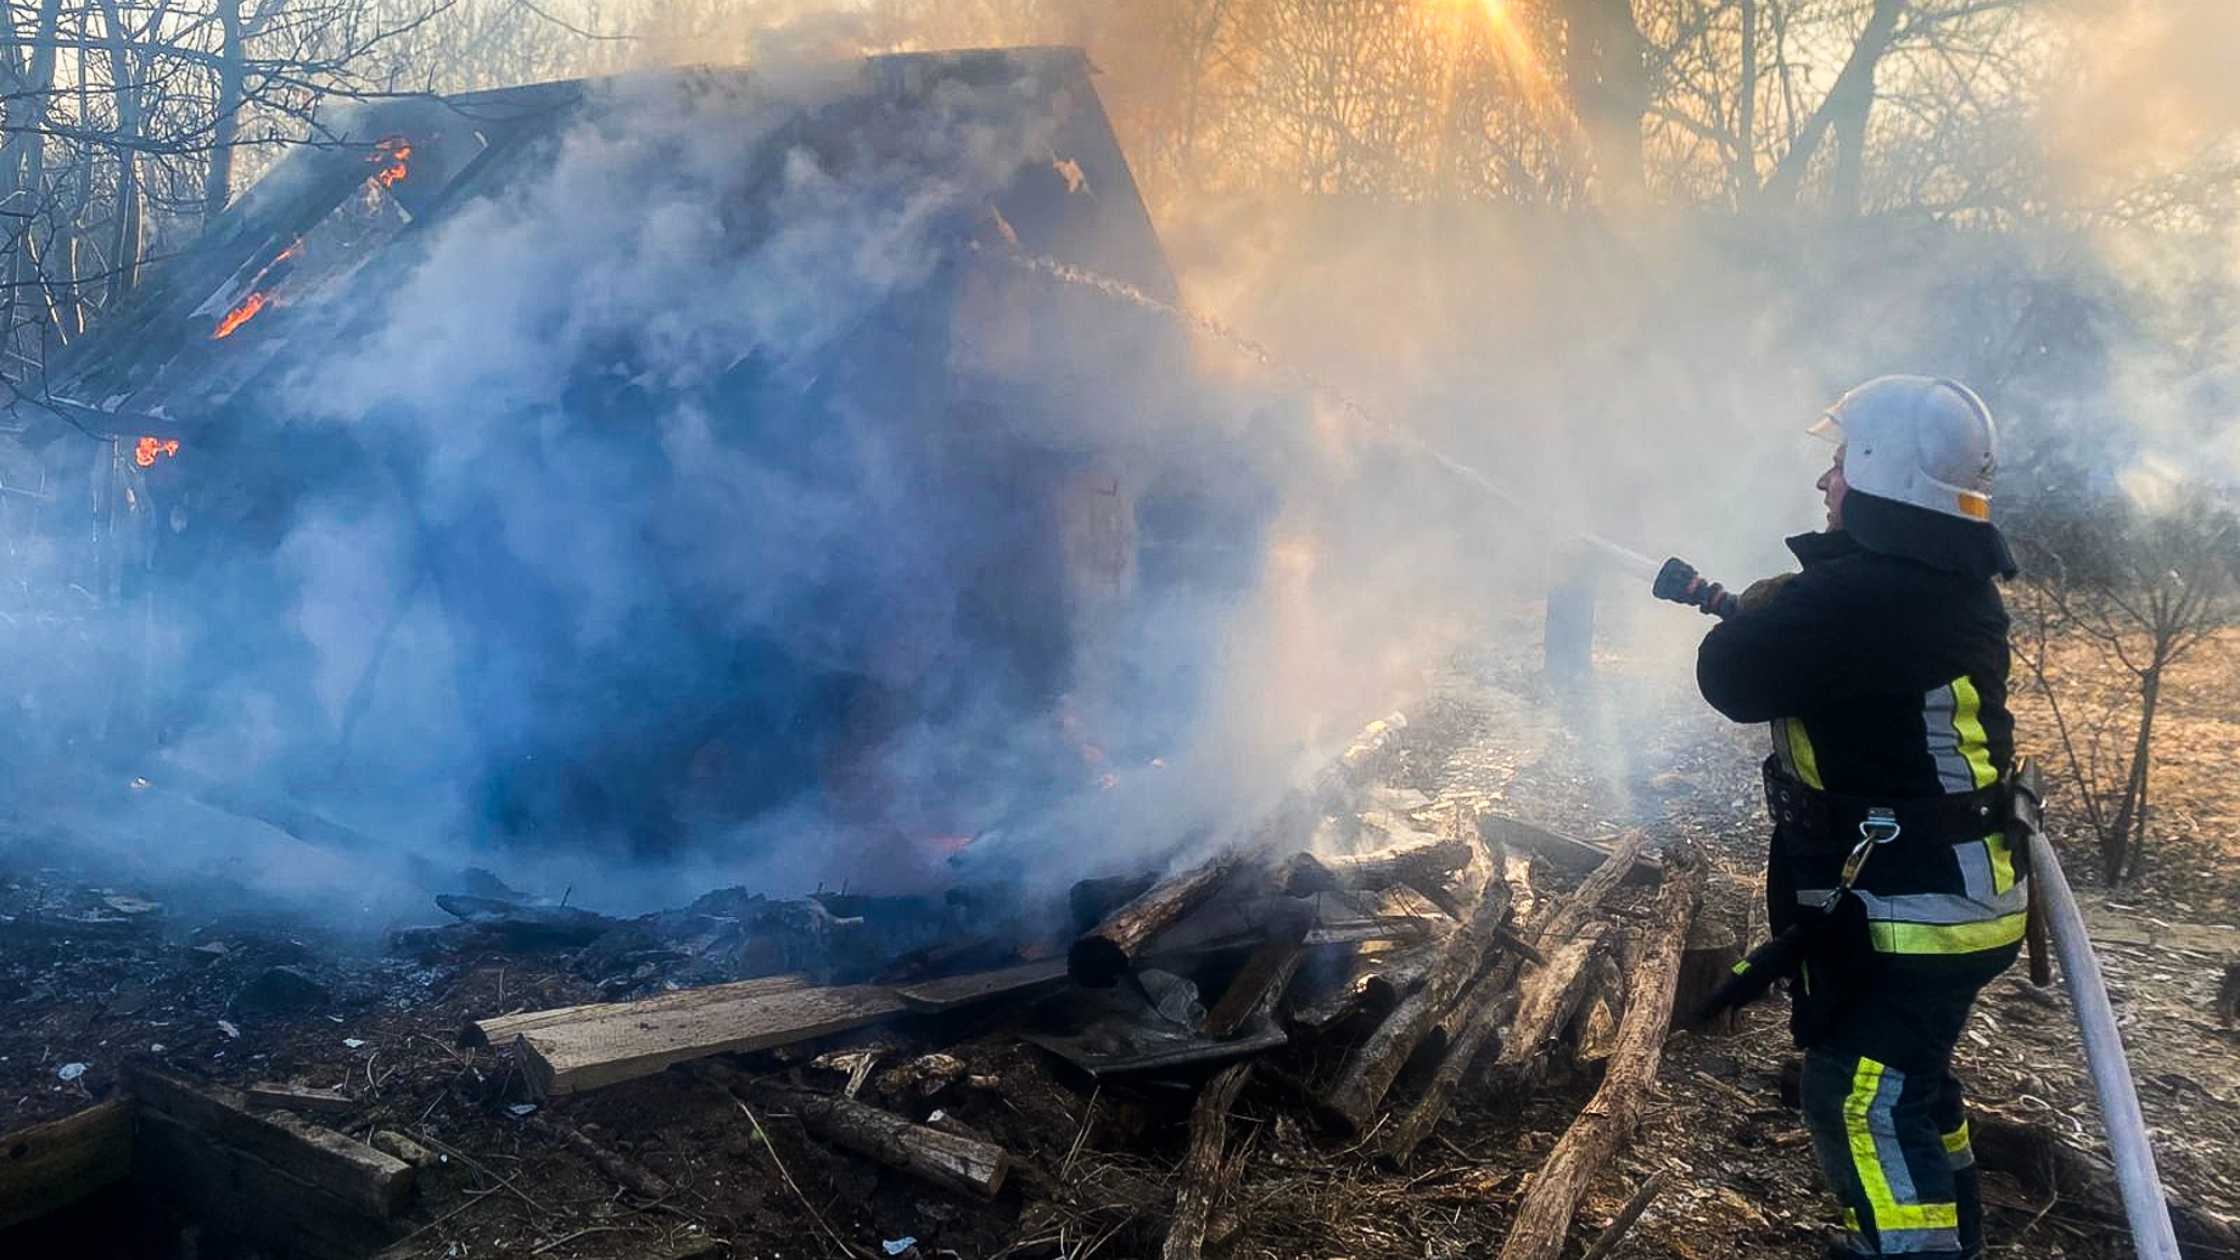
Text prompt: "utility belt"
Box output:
[[1761, 756, 2009, 856]]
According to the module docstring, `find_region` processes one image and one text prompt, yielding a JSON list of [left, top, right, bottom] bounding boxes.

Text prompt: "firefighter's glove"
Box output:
[[1734, 573, 1797, 615]]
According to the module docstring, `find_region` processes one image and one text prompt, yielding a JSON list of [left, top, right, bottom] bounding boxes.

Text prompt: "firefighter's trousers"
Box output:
[[1801, 1048, 1981, 1258], [1790, 945, 2013, 1259]]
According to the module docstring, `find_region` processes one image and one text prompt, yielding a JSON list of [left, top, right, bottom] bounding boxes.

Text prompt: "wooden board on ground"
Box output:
[[1480, 815, 1662, 885], [0, 1098, 133, 1231], [136, 1109, 399, 1260], [128, 1066, 414, 1219], [2084, 911, 2240, 957], [463, 972, 811, 1047], [516, 982, 913, 1097], [893, 959, 1069, 1013]]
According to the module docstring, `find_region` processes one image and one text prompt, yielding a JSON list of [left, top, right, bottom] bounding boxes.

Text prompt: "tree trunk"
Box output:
[[206, 1, 247, 220], [2110, 665, 2162, 884], [1761, 0, 1904, 207], [1562, 0, 1651, 209], [95, 0, 142, 302], [5, 0, 64, 340], [1732, 0, 1757, 203]]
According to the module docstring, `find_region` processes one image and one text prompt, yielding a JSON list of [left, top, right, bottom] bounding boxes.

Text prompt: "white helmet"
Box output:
[[1808, 375, 2015, 578]]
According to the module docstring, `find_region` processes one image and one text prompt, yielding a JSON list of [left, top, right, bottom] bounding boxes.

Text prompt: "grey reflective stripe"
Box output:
[[1868, 1066, 1919, 1205], [1955, 840, 1997, 902], [1877, 1226, 1966, 1254], [1797, 885, 2029, 924], [1923, 683, 1975, 793]]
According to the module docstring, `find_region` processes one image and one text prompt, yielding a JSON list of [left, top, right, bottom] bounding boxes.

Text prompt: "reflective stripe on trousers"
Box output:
[[1803, 1052, 1979, 1258]]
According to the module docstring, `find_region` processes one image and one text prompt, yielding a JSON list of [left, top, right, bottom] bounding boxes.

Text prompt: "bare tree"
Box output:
[[2013, 487, 2240, 883]]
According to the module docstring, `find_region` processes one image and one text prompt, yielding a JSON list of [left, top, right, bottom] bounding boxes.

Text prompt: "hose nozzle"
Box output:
[[1653, 557, 1741, 619]]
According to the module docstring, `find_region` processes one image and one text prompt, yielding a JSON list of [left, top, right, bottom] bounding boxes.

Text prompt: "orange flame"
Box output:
[[212, 290, 271, 340], [134, 436, 180, 468], [370, 136, 412, 190], [210, 238, 304, 340]]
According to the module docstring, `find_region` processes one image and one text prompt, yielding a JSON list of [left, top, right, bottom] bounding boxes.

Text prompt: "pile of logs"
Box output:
[[456, 745, 1718, 1259]]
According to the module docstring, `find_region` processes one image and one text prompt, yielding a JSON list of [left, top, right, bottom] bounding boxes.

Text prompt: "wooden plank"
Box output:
[[516, 982, 912, 1097], [893, 960, 1068, 1013], [0, 1098, 133, 1231], [463, 972, 811, 1047], [244, 1082, 356, 1115], [1480, 814, 1662, 885], [127, 1066, 413, 1218], [136, 1108, 397, 1260]]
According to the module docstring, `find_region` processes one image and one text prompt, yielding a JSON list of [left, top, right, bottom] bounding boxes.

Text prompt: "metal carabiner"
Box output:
[[1827, 808, 1903, 905]]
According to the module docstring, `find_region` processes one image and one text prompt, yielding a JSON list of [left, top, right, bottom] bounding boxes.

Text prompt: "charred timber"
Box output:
[[1161, 1061, 1253, 1260], [747, 1083, 1011, 1198], [1317, 843, 1513, 1135], [1496, 840, 1704, 1260], [1382, 844, 1635, 1167], [1069, 852, 1241, 987], [1280, 834, 1472, 896]]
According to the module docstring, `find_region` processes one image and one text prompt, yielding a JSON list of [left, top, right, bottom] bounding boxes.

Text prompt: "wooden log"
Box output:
[[512, 982, 910, 1097], [245, 1081, 357, 1115], [1568, 953, 1625, 1065], [1671, 917, 1742, 1036], [1970, 1110, 2240, 1256], [1069, 852, 1241, 987], [1481, 815, 1661, 886], [1205, 914, 1312, 1039], [1487, 832, 1650, 1077], [1360, 938, 1446, 1007], [1282, 834, 1473, 896], [1317, 845, 1514, 1135], [750, 1084, 1010, 1198], [0, 1098, 133, 1231], [1578, 1169, 1670, 1260], [527, 1116, 673, 1199], [1486, 925, 1608, 1077], [1381, 845, 1632, 1168], [1495, 840, 1703, 1260], [1161, 1061, 1253, 1260], [462, 972, 810, 1048], [1070, 873, 1157, 933], [128, 1066, 414, 1219]]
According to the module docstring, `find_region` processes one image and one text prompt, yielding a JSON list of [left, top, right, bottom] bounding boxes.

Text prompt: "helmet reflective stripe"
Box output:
[[1808, 376, 1998, 525]]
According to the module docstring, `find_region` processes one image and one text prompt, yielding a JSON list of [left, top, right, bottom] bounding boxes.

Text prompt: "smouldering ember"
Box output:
[[133, 436, 180, 468], [370, 136, 412, 189], [210, 239, 304, 340]]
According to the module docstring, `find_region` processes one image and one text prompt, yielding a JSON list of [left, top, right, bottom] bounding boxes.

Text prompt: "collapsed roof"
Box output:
[[11, 47, 1179, 446]]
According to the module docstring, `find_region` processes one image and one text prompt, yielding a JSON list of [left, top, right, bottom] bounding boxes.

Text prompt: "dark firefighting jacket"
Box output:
[[1697, 530, 2026, 964]]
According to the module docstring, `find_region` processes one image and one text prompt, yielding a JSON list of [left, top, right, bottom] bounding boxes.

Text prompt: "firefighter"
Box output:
[[1689, 376, 2022, 1260]]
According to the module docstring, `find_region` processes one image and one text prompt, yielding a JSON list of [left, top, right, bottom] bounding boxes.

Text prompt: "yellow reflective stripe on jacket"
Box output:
[[1986, 832, 2017, 894], [1941, 1121, 1971, 1154], [1949, 676, 1999, 789], [1845, 1060, 1961, 1234], [1867, 911, 2028, 955], [1781, 717, 1825, 789]]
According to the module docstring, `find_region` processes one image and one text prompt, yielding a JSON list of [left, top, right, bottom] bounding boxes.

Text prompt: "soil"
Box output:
[[2, 613, 2234, 1259]]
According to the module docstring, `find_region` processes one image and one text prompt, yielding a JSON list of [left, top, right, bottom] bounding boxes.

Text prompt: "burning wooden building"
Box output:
[[0, 49, 1276, 867]]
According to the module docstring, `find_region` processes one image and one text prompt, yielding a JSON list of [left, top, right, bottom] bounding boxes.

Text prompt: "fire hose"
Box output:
[[1662, 562, 2184, 1260]]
